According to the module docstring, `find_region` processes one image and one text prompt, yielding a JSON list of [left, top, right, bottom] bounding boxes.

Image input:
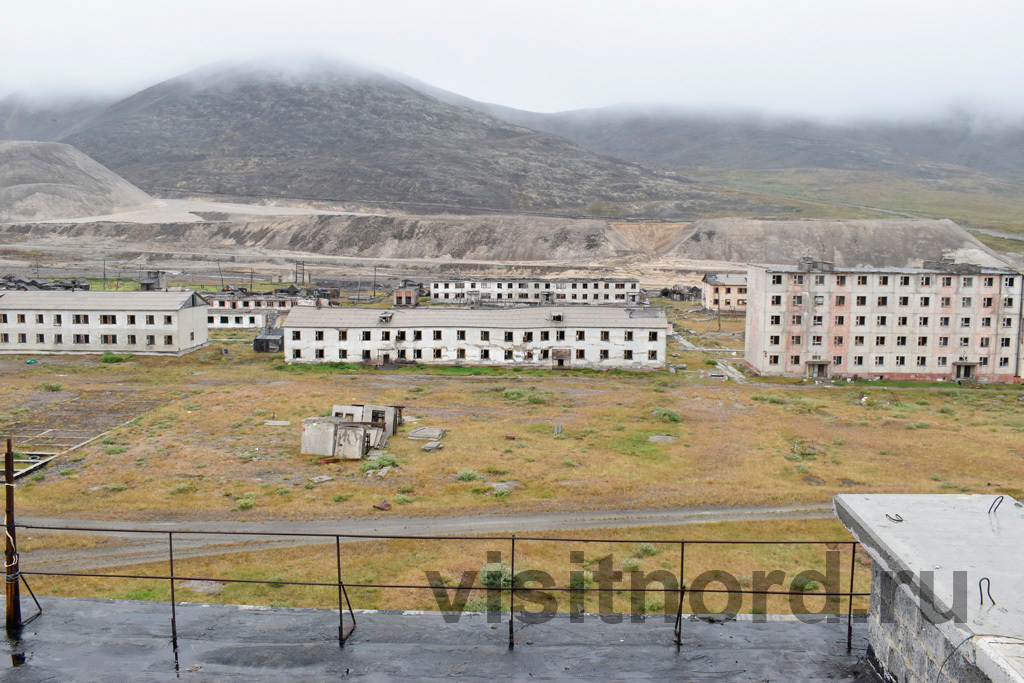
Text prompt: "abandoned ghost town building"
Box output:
[[0, 290, 209, 356], [283, 306, 667, 370], [429, 277, 644, 305], [700, 273, 748, 312], [745, 259, 1024, 382], [205, 291, 324, 329]]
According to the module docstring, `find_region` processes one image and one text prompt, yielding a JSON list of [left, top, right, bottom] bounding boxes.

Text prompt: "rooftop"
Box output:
[[2, 597, 875, 682], [284, 306, 667, 329], [702, 273, 747, 286], [432, 276, 639, 284], [0, 291, 208, 311], [751, 261, 1019, 276]]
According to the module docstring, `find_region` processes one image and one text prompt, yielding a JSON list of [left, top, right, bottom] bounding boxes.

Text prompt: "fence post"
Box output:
[[336, 536, 344, 646], [168, 532, 177, 641], [847, 542, 856, 651], [508, 534, 515, 650], [673, 540, 685, 647], [5, 437, 22, 636]]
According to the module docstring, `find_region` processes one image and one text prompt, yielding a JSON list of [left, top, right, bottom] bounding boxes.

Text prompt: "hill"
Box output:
[[659, 218, 1008, 268], [0, 141, 155, 222], [46, 61, 763, 218]]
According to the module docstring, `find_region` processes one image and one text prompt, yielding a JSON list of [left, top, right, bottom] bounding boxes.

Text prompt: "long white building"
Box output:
[[430, 277, 643, 305], [0, 291, 209, 356], [284, 306, 666, 370]]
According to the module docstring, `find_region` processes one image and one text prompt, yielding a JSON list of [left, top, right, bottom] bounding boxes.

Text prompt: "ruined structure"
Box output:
[[331, 404, 403, 436], [700, 273, 747, 312], [300, 417, 388, 459]]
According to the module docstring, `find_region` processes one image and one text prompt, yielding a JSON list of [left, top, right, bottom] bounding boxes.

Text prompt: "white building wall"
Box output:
[[286, 323, 665, 370], [0, 305, 208, 355], [431, 279, 641, 305]]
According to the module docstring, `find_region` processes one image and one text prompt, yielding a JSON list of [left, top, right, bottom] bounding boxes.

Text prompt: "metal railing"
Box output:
[[11, 524, 869, 650]]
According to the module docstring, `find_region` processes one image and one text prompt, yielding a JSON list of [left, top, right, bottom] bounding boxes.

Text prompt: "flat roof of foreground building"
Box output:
[[2, 597, 875, 682], [285, 306, 667, 329], [0, 291, 207, 311]]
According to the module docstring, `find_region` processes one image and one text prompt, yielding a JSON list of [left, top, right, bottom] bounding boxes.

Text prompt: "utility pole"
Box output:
[[5, 438, 22, 636], [250, 268, 254, 293], [373, 266, 377, 298], [218, 261, 225, 290], [102, 258, 107, 291]]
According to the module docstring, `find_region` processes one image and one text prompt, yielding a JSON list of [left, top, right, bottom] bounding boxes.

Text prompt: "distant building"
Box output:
[[0, 291, 208, 356], [206, 291, 324, 329], [430, 277, 644, 306], [253, 328, 284, 353], [393, 287, 419, 307], [139, 271, 168, 291], [745, 258, 1024, 382], [283, 306, 666, 370], [701, 273, 747, 312]]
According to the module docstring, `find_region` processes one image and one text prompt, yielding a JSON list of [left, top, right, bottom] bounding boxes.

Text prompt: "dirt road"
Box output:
[[18, 503, 831, 571]]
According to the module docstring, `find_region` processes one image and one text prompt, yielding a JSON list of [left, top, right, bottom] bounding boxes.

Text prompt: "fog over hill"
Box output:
[[0, 61, 768, 219]]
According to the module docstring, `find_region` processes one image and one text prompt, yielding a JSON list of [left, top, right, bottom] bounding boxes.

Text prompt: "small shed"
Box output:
[[254, 328, 285, 353]]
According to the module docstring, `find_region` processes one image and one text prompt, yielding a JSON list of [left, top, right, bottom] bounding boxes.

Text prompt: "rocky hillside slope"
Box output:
[[0, 141, 155, 221], [659, 218, 1008, 267]]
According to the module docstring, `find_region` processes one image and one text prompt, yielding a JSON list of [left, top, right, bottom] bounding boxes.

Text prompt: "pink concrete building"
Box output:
[[745, 258, 1024, 382], [700, 273, 747, 312]]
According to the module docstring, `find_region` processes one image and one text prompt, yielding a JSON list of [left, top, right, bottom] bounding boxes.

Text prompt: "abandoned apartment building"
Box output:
[[0, 290, 209, 356], [284, 306, 667, 370], [206, 289, 326, 329], [700, 272, 748, 312], [429, 277, 644, 305], [745, 258, 1024, 382]]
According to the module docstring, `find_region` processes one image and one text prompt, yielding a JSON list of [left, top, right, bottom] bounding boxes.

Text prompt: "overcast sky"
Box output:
[[4, 0, 1024, 120]]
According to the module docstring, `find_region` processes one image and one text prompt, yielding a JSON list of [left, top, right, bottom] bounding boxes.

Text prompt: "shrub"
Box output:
[[169, 483, 195, 495], [456, 469, 481, 481], [236, 495, 256, 510], [360, 455, 399, 473], [29, 473, 45, 483], [100, 352, 133, 363], [635, 543, 661, 558], [562, 459, 580, 468], [107, 483, 130, 492], [493, 489, 510, 501], [394, 494, 413, 505], [527, 393, 548, 405], [39, 382, 62, 392], [569, 571, 594, 589], [939, 406, 956, 415], [103, 445, 128, 455], [653, 408, 681, 423], [333, 493, 353, 503], [480, 563, 513, 588], [905, 421, 930, 430], [503, 389, 524, 401], [399, 484, 414, 494], [791, 576, 820, 592], [621, 558, 642, 572]]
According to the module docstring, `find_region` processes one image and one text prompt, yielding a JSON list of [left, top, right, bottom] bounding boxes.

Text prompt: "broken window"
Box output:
[[504, 350, 514, 360], [433, 330, 442, 340], [100, 314, 116, 324], [523, 332, 534, 342], [540, 331, 549, 341], [315, 330, 324, 341], [600, 330, 610, 341], [575, 349, 585, 360], [457, 348, 466, 359], [480, 330, 490, 341], [648, 331, 658, 342], [339, 330, 348, 341], [504, 331, 514, 342], [414, 330, 423, 341], [457, 330, 466, 340], [292, 331, 301, 341], [648, 350, 658, 360], [381, 330, 391, 341], [433, 348, 442, 359], [556, 331, 565, 341], [480, 349, 490, 359], [600, 349, 609, 360]]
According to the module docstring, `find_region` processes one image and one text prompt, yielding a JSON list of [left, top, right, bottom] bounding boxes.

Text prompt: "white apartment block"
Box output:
[[206, 293, 320, 329], [284, 306, 666, 370], [0, 291, 209, 356], [430, 277, 643, 305], [745, 259, 1024, 382], [701, 273, 747, 312]]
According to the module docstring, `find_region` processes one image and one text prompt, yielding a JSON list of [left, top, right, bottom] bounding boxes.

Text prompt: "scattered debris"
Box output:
[[221, 348, 231, 359], [180, 580, 226, 596], [421, 441, 444, 452], [647, 434, 678, 443], [264, 420, 291, 426], [302, 417, 388, 459], [553, 424, 562, 435], [375, 466, 392, 479], [310, 475, 334, 484], [802, 475, 826, 486], [373, 500, 392, 511], [838, 478, 866, 487], [488, 481, 519, 492], [505, 434, 516, 440], [316, 458, 341, 465], [408, 427, 446, 440], [332, 404, 404, 436]]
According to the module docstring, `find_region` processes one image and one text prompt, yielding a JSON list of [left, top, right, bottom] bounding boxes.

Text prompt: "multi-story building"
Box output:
[[0, 291, 209, 356], [745, 259, 1024, 382], [284, 306, 666, 370], [700, 273, 747, 312], [429, 278, 644, 305], [205, 292, 324, 329]]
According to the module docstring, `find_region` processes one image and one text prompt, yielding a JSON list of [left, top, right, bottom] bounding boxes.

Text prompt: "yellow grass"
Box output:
[[3, 342, 1022, 521]]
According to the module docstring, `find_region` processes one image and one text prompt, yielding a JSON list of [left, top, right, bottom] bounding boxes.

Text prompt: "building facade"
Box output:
[[745, 259, 1024, 382], [430, 278, 643, 305], [701, 273, 747, 312], [0, 291, 209, 356], [284, 306, 666, 370], [206, 292, 323, 329]]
